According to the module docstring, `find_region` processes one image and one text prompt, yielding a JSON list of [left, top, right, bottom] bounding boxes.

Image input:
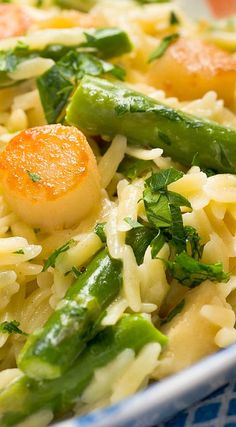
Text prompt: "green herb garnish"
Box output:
[[142, 168, 229, 286], [26, 171, 41, 183], [148, 33, 179, 63], [185, 226, 204, 260], [150, 231, 166, 259], [13, 249, 25, 255], [0, 320, 27, 336], [37, 51, 125, 124], [166, 252, 230, 288], [126, 224, 157, 265], [124, 217, 142, 229], [118, 155, 156, 180], [161, 300, 185, 325], [94, 222, 107, 243], [43, 239, 76, 271], [169, 11, 180, 25], [71, 266, 83, 278]]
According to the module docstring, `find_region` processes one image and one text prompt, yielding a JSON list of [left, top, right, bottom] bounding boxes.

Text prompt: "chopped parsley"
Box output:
[[124, 217, 142, 229], [37, 51, 125, 124], [185, 226, 204, 260], [126, 223, 157, 265], [13, 249, 25, 255], [71, 266, 83, 278], [148, 33, 180, 63], [43, 239, 76, 271], [64, 266, 83, 278], [118, 155, 156, 180], [150, 231, 166, 259], [26, 170, 41, 183], [166, 252, 230, 288], [160, 300, 185, 325], [125, 167, 230, 287], [169, 11, 180, 25], [94, 222, 107, 243], [0, 320, 27, 336]]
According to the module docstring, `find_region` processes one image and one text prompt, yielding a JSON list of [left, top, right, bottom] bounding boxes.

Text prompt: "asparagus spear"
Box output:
[[0, 315, 167, 427], [55, 0, 96, 12], [0, 28, 132, 88], [18, 248, 122, 380], [37, 51, 126, 124], [66, 76, 236, 174]]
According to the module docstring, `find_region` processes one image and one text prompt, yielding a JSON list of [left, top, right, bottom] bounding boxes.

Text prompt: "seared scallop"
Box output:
[[0, 125, 101, 231], [0, 4, 32, 39], [147, 37, 236, 108]]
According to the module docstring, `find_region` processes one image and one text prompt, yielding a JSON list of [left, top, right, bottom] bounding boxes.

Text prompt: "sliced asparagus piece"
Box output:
[[0, 28, 132, 88], [0, 315, 167, 427], [18, 248, 122, 380], [55, 0, 96, 12], [66, 76, 236, 173]]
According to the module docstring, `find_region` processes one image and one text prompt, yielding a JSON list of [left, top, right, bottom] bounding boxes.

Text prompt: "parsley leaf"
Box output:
[[146, 168, 184, 191], [43, 239, 76, 271], [148, 33, 179, 63], [143, 168, 192, 255], [118, 155, 156, 180], [65, 265, 83, 278], [126, 224, 157, 265], [71, 266, 83, 278], [169, 11, 180, 25], [26, 170, 41, 182], [150, 231, 166, 258], [144, 189, 172, 228], [169, 203, 186, 253], [124, 217, 142, 229], [166, 252, 230, 288], [185, 226, 204, 260], [13, 249, 25, 255], [0, 320, 27, 336], [142, 168, 229, 287], [38, 51, 125, 124], [0, 42, 34, 87], [167, 191, 191, 209], [160, 299, 185, 325], [94, 222, 107, 243]]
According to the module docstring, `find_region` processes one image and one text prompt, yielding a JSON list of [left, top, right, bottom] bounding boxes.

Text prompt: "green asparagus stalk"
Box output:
[[0, 315, 167, 427], [55, 0, 96, 12], [0, 28, 132, 88], [66, 76, 236, 174], [17, 248, 122, 380]]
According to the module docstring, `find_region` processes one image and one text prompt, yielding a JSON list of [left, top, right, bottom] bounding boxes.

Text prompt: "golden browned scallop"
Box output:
[[0, 4, 32, 39], [147, 37, 236, 108], [0, 125, 101, 231]]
